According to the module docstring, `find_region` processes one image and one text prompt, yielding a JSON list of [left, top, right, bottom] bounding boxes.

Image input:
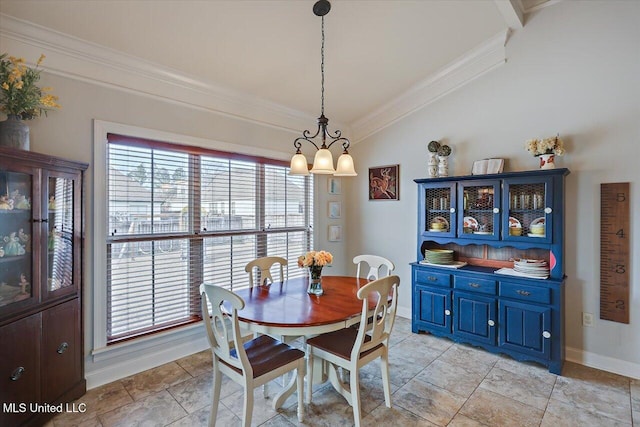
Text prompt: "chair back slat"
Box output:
[[352, 275, 400, 360], [353, 254, 395, 281], [245, 256, 288, 287], [199, 283, 251, 374]]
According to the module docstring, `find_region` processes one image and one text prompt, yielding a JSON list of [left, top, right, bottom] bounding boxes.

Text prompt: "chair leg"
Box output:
[[242, 379, 253, 427], [209, 365, 222, 427], [297, 361, 305, 422], [380, 348, 392, 408], [349, 367, 362, 427], [306, 350, 313, 404]]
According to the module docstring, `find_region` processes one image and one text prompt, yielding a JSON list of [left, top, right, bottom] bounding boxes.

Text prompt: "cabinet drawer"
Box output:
[[499, 282, 550, 304], [454, 276, 497, 295], [414, 269, 451, 288]]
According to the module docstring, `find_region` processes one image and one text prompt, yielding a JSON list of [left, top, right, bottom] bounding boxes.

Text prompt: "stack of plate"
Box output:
[[513, 258, 549, 277], [424, 249, 454, 265]]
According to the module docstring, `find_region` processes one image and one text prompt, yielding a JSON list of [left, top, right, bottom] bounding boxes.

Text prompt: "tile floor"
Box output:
[[48, 317, 639, 426]]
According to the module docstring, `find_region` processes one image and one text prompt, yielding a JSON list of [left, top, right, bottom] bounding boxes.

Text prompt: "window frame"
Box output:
[[93, 120, 313, 354]]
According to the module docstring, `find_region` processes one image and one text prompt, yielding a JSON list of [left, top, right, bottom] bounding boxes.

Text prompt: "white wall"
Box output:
[[346, 0, 640, 378]]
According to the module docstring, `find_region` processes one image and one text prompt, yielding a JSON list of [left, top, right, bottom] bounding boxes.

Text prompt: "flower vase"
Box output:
[[307, 265, 324, 296], [438, 156, 449, 177], [427, 152, 438, 178], [538, 153, 555, 170], [0, 115, 30, 151]]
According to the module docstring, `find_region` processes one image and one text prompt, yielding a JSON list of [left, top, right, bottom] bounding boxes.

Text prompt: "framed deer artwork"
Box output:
[[369, 164, 399, 201]]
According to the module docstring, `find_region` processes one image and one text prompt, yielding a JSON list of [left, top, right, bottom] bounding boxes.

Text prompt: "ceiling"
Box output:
[[0, 0, 551, 139]]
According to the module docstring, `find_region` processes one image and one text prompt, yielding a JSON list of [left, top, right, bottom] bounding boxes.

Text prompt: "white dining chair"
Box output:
[[245, 256, 287, 288], [200, 283, 305, 427], [305, 275, 400, 427], [353, 254, 395, 280]]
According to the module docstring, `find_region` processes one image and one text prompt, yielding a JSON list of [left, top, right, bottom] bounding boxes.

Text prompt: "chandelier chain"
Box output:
[[320, 15, 325, 117]]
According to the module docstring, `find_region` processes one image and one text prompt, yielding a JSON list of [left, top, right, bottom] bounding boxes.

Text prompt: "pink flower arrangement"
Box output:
[[297, 250, 333, 268]]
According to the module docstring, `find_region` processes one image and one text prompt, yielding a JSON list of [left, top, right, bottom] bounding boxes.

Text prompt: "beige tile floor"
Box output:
[[48, 317, 639, 426]]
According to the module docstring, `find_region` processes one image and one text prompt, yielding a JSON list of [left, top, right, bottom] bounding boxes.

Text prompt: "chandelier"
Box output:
[[289, 0, 357, 176]]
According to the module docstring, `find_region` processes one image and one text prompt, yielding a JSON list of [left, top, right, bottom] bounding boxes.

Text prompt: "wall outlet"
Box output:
[[582, 312, 594, 327]]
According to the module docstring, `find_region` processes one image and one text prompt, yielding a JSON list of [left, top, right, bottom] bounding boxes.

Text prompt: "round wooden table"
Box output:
[[233, 275, 373, 337]]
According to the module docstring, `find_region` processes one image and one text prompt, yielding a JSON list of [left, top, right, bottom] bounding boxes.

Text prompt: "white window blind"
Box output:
[[106, 134, 313, 344]]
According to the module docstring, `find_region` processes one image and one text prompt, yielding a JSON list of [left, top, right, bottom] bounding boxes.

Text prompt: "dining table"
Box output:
[[230, 275, 376, 407]]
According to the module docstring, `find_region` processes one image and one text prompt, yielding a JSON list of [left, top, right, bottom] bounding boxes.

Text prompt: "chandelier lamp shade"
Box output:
[[289, 0, 357, 176]]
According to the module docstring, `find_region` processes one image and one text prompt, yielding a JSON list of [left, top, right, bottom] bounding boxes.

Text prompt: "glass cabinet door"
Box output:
[[420, 182, 456, 238], [44, 174, 78, 299], [0, 169, 38, 314], [457, 180, 501, 240], [503, 176, 553, 243]]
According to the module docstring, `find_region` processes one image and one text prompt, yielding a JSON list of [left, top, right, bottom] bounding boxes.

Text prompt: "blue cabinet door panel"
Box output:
[[415, 286, 451, 333], [499, 300, 551, 359], [454, 292, 496, 345]]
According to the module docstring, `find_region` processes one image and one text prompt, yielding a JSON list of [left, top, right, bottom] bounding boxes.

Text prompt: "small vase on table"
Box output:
[[538, 153, 555, 169], [307, 265, 324, 296]]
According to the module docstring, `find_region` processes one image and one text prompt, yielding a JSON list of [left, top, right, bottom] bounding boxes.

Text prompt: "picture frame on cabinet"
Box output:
[[328, 201, 341, 219], [328, 177, 342, 195], [328, 225, 342, 242], [369, 164, 399, 201]]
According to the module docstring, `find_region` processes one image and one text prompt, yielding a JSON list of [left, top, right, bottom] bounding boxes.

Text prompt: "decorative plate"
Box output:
[[508, 216, 522, 228], [530, 217, 545, 226], [463, 216, 478, 229], [432, 216, 449, 228]]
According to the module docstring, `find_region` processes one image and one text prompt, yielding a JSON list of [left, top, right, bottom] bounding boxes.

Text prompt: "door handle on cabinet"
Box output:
[[493, 208, 500, 214], [469, 283, 481, 288], [445, 310, 451, 316], [10, 367, 25, 381], [450, 207, 456, 213], [488, 320, 495, 327], [542, 331, 551, 338], [57, 342, 69, 354], [516, 290, 531, 296]]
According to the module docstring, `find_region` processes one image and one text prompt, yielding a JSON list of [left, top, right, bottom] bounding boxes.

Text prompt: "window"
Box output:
[[106, 134, 313, 344]]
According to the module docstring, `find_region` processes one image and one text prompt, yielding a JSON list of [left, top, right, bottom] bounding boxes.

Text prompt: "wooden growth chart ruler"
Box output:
[[600, 182, 630, 324]]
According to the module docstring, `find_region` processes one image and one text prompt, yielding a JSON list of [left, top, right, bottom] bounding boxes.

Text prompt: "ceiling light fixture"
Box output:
[[289, 0, 357, 176]]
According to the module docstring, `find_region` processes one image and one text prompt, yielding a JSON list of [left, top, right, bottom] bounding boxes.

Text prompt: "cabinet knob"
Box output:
[[57, 342, 69, 354], [516, 290, 531, 296], [450, 207, 456, 213], [428, 276, 437, 282], [542, 331, 551, 339], [493, 207, 500, 214], [445, 309, 451, 316], [544, 207, 552, 214], [488, 320, 495, 327], [10, 367, 25, 381], [469, 282, 481, 288]]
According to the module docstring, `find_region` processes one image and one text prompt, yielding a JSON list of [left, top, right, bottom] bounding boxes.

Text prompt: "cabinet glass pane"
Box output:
[[507, 182, 546, 237], [48, 177, 74, 291], [424, 187, 451, 233], [0, 172, 33, 307], [461, 185, 495, 235]]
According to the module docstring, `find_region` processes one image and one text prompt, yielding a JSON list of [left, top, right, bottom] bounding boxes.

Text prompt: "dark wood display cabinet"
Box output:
[[0, 146, 88, 427], [412, 168, 569, 374]]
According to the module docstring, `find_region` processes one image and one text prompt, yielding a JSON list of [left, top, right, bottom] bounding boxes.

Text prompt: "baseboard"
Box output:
[[397, 306, 411, 320], [565, 346, 640, 380]]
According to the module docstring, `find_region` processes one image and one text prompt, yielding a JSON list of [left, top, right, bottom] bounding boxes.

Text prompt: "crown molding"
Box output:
[[0, 13, 346, 135], [494, 0, 525, 29], [350, 28, 509, 143]]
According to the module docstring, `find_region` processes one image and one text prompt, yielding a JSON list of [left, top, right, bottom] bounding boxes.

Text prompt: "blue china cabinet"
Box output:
[[412, 168, 569, 374]]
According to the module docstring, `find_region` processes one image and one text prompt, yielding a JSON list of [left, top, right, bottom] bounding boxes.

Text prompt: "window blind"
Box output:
[[106, 134, 313, 344]]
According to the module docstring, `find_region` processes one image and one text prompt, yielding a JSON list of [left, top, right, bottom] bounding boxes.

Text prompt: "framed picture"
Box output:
[[328, 201, 341, 219], [328, 225, 342, 242], [369, 164, 399, 201], [328, 177, 342, 195]]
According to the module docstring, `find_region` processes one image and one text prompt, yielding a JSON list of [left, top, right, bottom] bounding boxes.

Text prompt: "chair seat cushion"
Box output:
[[226, 334, 304, 379], [307, 328, 383, 360]]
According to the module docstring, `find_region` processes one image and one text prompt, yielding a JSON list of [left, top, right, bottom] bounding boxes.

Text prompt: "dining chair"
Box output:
[[305, 275, 400, 427], [353, 254, 395, 281], [244, 256, 288, 288], [199, 283, 305, 426]]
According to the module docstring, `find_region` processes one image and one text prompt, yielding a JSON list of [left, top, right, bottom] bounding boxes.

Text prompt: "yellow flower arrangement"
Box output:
[[525, 134, 566, 157], [297, 250, 333, 268], [0, 53, 61, 119]]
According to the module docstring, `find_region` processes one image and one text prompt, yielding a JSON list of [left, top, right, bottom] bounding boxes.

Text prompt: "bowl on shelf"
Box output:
[[509, 227, 522, 236], [530, 224, 545, 235], [431, 222, 445, 230]]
